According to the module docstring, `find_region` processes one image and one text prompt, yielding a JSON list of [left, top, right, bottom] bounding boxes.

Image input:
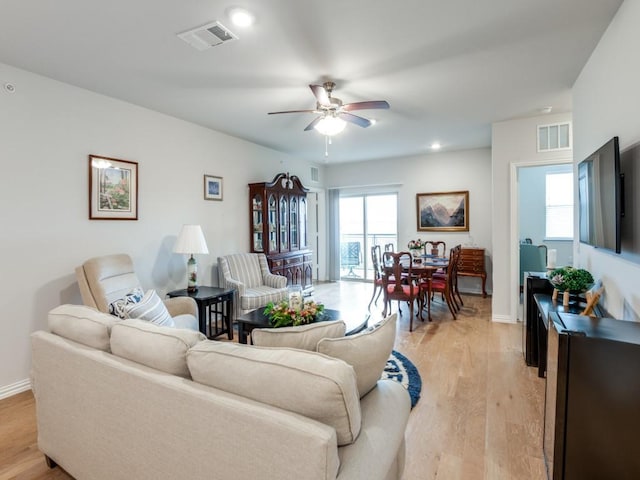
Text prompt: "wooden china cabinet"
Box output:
[[248, 172, 313, 294]]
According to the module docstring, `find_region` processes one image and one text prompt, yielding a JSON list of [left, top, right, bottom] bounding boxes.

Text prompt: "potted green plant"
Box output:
[[548, 266, 594, 306]]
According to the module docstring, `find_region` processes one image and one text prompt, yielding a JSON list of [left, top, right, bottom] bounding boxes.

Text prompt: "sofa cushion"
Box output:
[[48, 304, 118, 352], [187, 341, 361, 446], [251, 320, 346, 351], [317, 314, 397, 398], [123, 289, 175, 327], [111, 319, 206, 377]]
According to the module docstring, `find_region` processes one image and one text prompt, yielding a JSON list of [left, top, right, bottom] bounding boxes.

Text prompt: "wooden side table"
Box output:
[[166, 286, 234, 340], [457, 247, 487, 297]]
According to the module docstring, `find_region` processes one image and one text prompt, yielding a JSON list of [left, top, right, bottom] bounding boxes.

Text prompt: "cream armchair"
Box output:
[[218, 253, 288, 318], [75, 253, 198, 330]]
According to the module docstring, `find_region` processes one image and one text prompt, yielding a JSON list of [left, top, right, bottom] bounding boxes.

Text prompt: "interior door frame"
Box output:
[[510, 156, 573, 323]]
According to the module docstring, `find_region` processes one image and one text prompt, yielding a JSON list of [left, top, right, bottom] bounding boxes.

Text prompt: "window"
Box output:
[[538, 122, 571, 152], [546, 172, 573, 239]]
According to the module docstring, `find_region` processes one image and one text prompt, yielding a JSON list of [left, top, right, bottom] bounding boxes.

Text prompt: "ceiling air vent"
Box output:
[[177, 21, 238, 51], [310, 166, 319, 183]]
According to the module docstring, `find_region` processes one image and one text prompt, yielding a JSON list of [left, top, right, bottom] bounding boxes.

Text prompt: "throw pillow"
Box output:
[[187, 341, 361, 446], [251, 320, 346, 351], [317, 313, 397, 398], [108, 287, 144, 319], [110, 319, 206, 377], [123, 289, 174, 327]]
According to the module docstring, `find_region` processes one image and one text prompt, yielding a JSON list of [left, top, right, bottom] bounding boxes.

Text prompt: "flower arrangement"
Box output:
[[407, 239, 425, 250], [548, 267, 594, 292], [263, 300, 325, 328]]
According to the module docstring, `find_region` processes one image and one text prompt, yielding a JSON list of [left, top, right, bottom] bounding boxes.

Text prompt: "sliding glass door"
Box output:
[[339, 193, 397, 281]]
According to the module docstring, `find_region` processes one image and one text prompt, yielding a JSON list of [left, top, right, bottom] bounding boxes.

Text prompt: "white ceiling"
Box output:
[[0, 0, 623, 163]]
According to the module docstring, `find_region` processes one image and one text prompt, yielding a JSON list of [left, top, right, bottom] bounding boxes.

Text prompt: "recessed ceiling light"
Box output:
[[228, 7, 255, 28], [370, 119, 377, 126], [431, 142, 441, 150]]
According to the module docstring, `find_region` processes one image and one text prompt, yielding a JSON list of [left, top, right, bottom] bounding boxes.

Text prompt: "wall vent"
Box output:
[[537, 122, 571, 152], [310, 166, 320, 183], [177, 21, 238, 51]]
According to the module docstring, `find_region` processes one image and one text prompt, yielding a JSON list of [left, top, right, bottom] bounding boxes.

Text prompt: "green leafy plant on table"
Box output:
[[548, 267, 594, 292], [263, 300, 325, 328]]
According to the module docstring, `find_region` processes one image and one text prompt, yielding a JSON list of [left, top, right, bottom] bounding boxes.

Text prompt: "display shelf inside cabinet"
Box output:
[[249, 173, 313, 294]]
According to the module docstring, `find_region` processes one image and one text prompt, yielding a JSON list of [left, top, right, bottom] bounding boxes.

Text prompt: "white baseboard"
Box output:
[[0, 378, 31, 400], [492, 314, 516, 324]]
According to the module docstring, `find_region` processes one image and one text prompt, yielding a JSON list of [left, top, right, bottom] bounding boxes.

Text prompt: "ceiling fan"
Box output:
[[268, 81, 390, 136]]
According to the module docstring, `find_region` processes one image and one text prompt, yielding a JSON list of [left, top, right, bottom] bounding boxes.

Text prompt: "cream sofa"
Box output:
[[31, 305, 411, 480]]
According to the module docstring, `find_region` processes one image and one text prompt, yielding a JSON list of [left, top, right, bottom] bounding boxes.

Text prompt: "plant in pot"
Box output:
[[548, 266, 594, 306]]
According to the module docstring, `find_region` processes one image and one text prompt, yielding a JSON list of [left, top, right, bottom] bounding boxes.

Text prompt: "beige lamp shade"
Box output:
[[174, 225, 209, 255]]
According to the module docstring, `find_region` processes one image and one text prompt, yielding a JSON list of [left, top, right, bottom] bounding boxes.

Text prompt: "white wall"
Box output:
[[0, 62, 319, 396], [573, 0, 640, 320], [324, 148, 493, 294], [491, 112, 572, 322]]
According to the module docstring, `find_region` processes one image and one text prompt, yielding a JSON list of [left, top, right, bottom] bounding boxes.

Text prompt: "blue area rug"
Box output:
[[381, 350, 422, 408]]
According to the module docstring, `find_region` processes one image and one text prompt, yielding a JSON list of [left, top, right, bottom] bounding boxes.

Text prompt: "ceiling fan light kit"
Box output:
[[314, 115, 346, 136]]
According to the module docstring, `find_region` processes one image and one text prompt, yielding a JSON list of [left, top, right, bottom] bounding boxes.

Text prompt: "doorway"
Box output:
[[511, 159, 573, 322], [339, 193, 397, 281]]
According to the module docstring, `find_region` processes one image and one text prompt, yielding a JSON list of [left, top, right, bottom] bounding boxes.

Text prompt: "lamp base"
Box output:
[[187, 255, 198, 292]]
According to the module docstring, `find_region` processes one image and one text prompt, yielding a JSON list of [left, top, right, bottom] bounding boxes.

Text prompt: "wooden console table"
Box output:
[[457, 247, 487, 297]]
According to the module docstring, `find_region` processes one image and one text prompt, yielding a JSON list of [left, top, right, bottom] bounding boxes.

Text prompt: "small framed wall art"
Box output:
[[416, 190, 469, 232], [204, 175, 223, 201], [89, 154, 138, 220]]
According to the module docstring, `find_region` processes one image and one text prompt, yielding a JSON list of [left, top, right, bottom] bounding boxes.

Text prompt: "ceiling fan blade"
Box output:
[[304, 116, 323, 131], [342, 100, 390, 111], [268, 109, 316, 115], [309, 84, 330, 106], [339, 112, 372, 128]]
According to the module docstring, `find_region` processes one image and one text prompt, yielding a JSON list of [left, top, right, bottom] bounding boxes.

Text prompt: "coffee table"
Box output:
[[236, 308, 369, 344]]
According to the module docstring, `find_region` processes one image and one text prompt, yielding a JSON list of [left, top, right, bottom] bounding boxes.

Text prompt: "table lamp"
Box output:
[[174, 224, 209, 292]]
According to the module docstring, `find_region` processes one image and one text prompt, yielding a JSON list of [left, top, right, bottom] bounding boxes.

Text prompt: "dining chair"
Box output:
[[384, 243, 395, 252], [368, 245, 390, 311], [421, 245, 461, 320], [425, 241, 446, 257], [382, 251, 421, 332]]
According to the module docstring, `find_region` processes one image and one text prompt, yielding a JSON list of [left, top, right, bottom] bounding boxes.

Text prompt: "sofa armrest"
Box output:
[[336, 380, 411, 480], [264, 273, 287, 289], [164, 297, 197, 318]]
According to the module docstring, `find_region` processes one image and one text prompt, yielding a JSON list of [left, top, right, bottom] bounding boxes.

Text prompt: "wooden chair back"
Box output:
[[425, 241, 446, 257], [371, 245, 383, 281], [382, 251, 417, 298], [384, 243, 395, 252]]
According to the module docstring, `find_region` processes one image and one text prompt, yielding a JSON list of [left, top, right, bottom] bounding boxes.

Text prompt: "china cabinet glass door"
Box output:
[[290, 197, 298, 249], [279, 195, 288, 251], [252, 194, 263, 252], [268, 194, 278, 253]]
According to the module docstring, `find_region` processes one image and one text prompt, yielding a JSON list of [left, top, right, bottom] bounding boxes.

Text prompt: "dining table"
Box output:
[[382, 254, 449, 322]]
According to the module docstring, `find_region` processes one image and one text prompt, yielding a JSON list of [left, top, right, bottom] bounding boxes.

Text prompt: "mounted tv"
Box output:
[[578, 136, 623, 253]]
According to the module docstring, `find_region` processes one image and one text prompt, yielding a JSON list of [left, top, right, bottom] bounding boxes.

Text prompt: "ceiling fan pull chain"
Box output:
[[325, 135, 329, 157]]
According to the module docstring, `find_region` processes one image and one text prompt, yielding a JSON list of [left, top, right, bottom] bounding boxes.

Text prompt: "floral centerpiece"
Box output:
[[263, 300, 325, 328], [548, 267, 594, 292], [407, 239, 425, 259]]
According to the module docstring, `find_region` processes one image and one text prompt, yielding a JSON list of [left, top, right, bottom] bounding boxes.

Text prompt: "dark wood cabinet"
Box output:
[[249, 173, 313, 293], [457, 247, 487, 297]]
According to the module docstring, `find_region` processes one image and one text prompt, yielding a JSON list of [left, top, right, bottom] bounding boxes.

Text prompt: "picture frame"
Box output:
[[204, 174, 223, 201], [416, 190, 469, 232], [89, 154, 138, 220]]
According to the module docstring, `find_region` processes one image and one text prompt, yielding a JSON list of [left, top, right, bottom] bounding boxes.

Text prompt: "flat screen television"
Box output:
[[578, 136, 623, 253]]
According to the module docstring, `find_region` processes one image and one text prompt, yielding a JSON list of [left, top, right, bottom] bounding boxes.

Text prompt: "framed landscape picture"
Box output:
[[89, 155, 138, 220], [416, 190, 469, 232], [204, 174, 223, 201]]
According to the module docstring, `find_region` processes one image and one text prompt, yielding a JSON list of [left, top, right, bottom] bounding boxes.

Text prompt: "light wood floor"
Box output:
[[0, 281, 547, 480]]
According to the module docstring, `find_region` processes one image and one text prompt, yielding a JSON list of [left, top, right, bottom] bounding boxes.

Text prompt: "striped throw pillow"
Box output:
[[108, 287, 144, 319], [124, 290, 175, 327]]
